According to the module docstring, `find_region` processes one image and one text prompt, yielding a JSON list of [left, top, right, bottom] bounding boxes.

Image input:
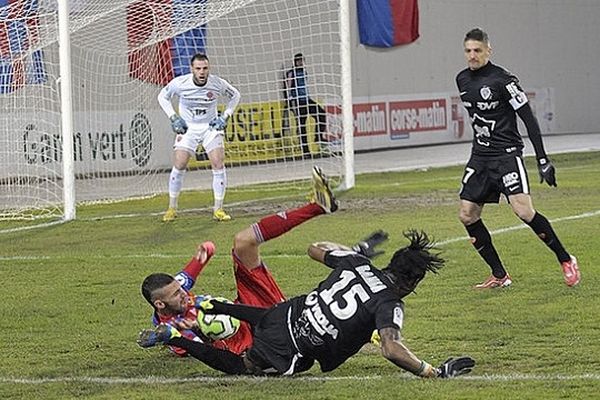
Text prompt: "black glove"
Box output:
[[352, 230, 389, 259], [537, 157, 557, 187], [437, 356, 475, 378]]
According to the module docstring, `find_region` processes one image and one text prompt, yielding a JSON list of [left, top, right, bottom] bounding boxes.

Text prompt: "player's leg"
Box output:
[[164, 147, 193, 222], [459, 160, 511, 288], [204, 133, 230, 221], [308, 98, 327, 144], [229, 166, 338, 315], [297, 104, 311, 156], [509, 193, 580, 286], [234, 166, 338, 270], [460, 200, 511, 288]]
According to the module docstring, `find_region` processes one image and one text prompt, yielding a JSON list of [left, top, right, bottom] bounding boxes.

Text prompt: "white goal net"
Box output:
[[0, 0, 350, 220]]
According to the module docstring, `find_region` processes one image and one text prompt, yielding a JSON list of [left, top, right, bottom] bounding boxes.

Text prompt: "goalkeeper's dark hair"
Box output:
[[464, 27, 489, 45], [382, 230, 444, 296], [190, 53, 209, 64], [141, 273, 175, 306]]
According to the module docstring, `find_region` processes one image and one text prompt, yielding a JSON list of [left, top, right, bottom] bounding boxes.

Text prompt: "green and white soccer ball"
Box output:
[[197, 296, 241, 341]]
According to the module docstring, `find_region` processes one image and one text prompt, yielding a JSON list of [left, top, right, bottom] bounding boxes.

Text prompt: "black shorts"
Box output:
[[459, 155, 530, 203], [246, 303, 314, 375]]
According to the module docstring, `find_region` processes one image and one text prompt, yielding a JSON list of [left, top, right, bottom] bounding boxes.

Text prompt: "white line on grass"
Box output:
[[1, 209, 599, 262], [2, 373, 600, 385], [0, 219, 66, 234], [0, 195, 296, 233], [437, 209, 600, 246]]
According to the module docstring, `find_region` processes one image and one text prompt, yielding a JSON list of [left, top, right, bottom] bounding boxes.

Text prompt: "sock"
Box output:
[[167, 337, 247, 375], [212, 168, 226, 211], [168, 167, 185, 208], [465, 219, 507, 279], [524, 212, 570, 263], [252, 203, 324, 243]]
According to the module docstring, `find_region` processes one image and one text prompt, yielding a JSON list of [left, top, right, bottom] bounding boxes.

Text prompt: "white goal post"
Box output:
[[0, 0, 353, 221]]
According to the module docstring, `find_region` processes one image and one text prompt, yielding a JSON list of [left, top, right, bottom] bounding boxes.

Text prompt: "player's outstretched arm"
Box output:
[[378, 327, 475, 378], [308, 241, 351, 265]]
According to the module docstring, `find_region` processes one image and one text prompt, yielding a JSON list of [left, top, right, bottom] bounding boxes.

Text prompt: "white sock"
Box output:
[[168, 167, 185, 209], [212, 168, 226, 211]]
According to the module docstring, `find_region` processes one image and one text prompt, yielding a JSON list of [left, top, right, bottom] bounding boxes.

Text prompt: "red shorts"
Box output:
[[213, 250, 286, 355]]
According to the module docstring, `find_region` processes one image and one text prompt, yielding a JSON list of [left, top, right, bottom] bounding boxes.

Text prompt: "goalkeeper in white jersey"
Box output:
[[158, 53, 241, 222]]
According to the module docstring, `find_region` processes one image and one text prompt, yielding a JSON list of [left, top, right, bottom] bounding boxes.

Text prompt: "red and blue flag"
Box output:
[[357, 0, 419, 48], [0, 0, 46, 94], [127, 0, 207, 85]]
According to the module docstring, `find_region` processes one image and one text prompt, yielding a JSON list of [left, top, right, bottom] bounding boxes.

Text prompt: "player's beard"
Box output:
[[164, 297, 187, 315]]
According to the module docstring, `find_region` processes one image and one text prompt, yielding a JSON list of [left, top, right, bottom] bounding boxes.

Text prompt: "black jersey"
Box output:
[[287, 250, 404, 372], [456, 62, 530, 157]]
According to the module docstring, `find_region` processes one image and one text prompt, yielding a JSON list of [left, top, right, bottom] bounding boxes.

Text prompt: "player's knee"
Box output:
[[234, 228, 257, 252], [514, 207, 535, 223], [458, 209, 476, 225]]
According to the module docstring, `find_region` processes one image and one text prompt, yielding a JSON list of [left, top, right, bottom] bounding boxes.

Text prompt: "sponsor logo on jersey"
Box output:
[[471, 113, 496, 147], [480, 86, 492, 100], [505, 81, 528, 109], [304, 291, 339, 339], [393, 306, 404, 329], [476, 101, 500, 110], [502, 172, 520, 188]]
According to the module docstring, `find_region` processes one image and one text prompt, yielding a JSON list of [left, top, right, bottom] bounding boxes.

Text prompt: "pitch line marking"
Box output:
[[1, 209, 599, 261], [437, 209, 600, 246], [2, 373, 600, 385]]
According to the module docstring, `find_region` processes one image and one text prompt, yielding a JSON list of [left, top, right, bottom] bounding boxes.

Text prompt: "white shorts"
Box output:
[[173, 123, 224, 155]]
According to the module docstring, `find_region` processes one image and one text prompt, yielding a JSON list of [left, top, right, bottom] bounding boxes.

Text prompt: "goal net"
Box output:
[[0, 0, 350, 220]]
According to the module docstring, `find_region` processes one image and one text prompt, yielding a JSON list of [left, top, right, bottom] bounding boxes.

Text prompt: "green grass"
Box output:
[[1, 152, 599, 399]]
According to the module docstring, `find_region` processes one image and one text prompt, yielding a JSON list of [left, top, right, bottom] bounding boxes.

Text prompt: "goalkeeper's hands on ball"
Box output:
[[352, 230, 389, 259]]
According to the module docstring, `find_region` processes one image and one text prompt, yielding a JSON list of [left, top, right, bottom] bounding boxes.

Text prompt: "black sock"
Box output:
[[465, 219, 507, 278], [524, 212, 570, 263], [208, 300, 269, 327], [168, 336, 247, 375]]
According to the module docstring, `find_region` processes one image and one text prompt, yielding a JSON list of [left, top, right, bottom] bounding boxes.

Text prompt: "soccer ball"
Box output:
[[197, 296, 240, 341]]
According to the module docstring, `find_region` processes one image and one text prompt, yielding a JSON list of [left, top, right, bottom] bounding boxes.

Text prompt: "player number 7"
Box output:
[[462, 167, 475, 184]]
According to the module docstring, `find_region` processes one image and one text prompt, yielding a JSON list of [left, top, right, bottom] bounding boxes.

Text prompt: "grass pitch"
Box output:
[[1, 152, 599, 399]]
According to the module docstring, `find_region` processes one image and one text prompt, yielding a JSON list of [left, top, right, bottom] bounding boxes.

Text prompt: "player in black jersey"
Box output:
[[139, 230, 475, 378], [456, 28, 580, 288]]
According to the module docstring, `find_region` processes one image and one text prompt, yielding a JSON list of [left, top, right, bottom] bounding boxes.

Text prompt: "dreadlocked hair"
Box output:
[[383, 230, 445, 295]]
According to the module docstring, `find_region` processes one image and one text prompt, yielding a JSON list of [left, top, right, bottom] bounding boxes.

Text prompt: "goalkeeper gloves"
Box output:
[[352, 230, 389, 259], [192, 294, 214, 311], [170, 114, 188, 135], [209, 115, 228, 131], [436, 356, 475, 378], [537, 157, 557, 187]]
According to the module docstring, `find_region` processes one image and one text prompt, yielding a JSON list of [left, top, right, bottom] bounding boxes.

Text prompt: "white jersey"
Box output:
[[158, 73, 241, 129]]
